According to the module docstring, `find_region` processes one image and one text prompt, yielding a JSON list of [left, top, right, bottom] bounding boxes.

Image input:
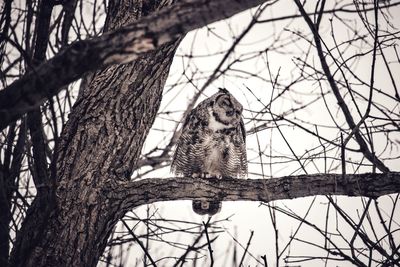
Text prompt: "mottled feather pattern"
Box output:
[[171, 89, 247, 215]]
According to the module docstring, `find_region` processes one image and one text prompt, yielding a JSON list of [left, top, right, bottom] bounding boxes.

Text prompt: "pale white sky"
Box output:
[[115, 1, 400, 266], [6, 0, 398, 265]]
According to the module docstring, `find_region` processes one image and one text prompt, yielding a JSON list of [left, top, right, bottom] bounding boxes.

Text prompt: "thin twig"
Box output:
[[293, 0, 389, 173], [239, 230, 254, 267], [121, 219, 157, 267], [261, 255, 268, 267], [203, 218, 214, 267]]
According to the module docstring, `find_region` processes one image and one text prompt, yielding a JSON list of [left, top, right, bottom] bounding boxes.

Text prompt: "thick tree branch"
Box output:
[[110, 172, 400, 210], [0, 0, 268, 130]]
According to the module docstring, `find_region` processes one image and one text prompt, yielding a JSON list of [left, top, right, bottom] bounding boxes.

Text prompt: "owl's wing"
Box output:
[[239, 118, 246, 143], [171, 106, 207, 176], [238, 118, 247, 177], [180, 108, 194, 130]]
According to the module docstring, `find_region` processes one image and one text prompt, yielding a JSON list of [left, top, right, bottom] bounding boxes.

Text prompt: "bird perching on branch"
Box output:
[[171, 88, 247, 216]]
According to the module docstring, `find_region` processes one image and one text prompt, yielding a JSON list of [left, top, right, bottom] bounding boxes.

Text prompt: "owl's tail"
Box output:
[[192, 200, 221, 216]]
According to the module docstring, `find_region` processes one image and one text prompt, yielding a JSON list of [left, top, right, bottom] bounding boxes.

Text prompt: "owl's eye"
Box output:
[[222, 98, 231, 107]]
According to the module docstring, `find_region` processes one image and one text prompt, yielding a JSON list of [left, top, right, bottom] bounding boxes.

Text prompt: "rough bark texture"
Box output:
[[109, 172, 400, 211], [0, 0, 268, 130], [6, 1, 399, 266], [9, 0, 181, 266]]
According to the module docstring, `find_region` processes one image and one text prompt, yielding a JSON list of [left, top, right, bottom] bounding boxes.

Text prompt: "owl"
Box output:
[[171, 88, 247, 216]]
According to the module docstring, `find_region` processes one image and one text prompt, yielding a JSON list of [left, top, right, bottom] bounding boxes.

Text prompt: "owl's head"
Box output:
[[210, 89, 243, 127]]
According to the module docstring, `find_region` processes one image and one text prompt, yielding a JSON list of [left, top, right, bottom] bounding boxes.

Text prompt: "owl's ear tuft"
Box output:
[[218, 87, 230, 94]]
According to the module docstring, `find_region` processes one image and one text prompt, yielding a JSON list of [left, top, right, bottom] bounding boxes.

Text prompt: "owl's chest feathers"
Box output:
[[184, 108, 240, 176], [202, 131, 235, 176]]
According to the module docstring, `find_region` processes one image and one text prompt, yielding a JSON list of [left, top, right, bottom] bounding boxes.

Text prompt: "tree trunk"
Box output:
[[0, 0, 267, 131], [9, 1, 181, 266]]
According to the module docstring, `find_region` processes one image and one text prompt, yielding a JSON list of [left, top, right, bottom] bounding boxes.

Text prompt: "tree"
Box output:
[[0, 0, 399, 266]]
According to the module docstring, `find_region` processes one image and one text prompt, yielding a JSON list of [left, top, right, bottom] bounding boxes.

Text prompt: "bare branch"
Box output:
[[0, 0, 270, 130], [239, 230, 254, 267], [111, 172, 400, 211], [202, 219, 214, 266], [293, 0, 390, 173], [121, 219, 157, 267]]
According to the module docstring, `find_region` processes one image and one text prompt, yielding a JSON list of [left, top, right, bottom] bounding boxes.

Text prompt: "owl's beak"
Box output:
[[226, 110, 235, 116]]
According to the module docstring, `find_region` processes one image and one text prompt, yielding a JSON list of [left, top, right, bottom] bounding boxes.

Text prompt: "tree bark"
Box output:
[[0, 0, 269, 130], [110, 172, 400, 211], [7, 1, 400, 266], [9, 1, 181, 266]]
